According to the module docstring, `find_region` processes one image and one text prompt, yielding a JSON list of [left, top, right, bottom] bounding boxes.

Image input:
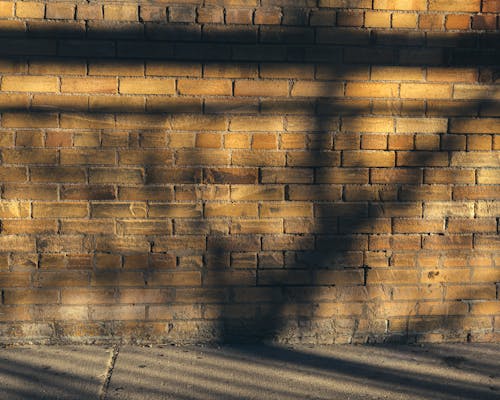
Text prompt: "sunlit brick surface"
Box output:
[[0, 0, 498, 344]]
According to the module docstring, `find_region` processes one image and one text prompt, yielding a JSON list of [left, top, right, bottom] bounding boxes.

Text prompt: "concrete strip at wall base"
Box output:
[[0, 345, 111, 399], [107, 343, 500, 400]]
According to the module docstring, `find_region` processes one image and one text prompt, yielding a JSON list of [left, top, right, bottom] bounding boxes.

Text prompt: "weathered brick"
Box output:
[[104, 4, 138, 21]]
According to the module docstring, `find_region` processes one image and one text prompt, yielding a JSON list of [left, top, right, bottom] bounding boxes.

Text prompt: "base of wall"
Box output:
[[1, 321, 498, 346]]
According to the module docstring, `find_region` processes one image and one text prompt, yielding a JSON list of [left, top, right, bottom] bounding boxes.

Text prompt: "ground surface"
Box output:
[[0, 343, 498, 399]]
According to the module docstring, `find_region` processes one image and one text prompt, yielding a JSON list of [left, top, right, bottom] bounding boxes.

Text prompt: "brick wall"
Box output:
[[0, 0, 498, 344]]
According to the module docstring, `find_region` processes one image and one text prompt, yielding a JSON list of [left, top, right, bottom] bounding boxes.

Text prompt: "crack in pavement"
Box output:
[[99, 344, 120, 400]]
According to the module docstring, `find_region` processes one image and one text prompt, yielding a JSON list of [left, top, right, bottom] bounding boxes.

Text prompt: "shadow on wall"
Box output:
[[0, 9, 498, 344]]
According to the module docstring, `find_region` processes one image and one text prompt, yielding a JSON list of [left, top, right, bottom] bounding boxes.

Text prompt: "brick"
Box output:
[[424, 169, 475, 184], [347, 82, 399, 98], [89, 168, 142, 185], [260, 63, 314, 79], [419, 14, 444, 30], [140, 6, 166, 22], [471, 301, 500, 315], [231, 219, 282, 234], [450, 119, 500, 134], [2, 76, 58, 92], [392, 13, 417, 28], [91, 203, 147, 219], [342, 117, 393, 133], [483, 0, 500, 12], [424, 202, 474, 218], [2, 148, 57, 164], [477, 170, 500, 184], [427, 68, 477, 83], [77, 4, 102, 20], [16, 2, 44, 18], [291, 81, 343, 97], [397, 151, 449, 167], [474, 235, 500, 251], [445, 14, 470, 30], [232, 151, 285, 166], [178, 79, 232, 95], [476, 201, 500, 217], [61, 78, 117, 94], [454, 185, 500, 200], [225, 8, 253, 24], [448, 218, 497, 233], [0, 201, 30, 218], [374, 0, 427, 10], [33, 202, 88, 218], [104, 4, 138, 21], [231, 185, 283, 200], [429, 0, 480, 12], [234, 81, 288, 97], [397, 118, 448, 134], [3, 184, 57, 200], [197, 7, 223, 23], [33, 94, 88, 112], [343, 151, 395, 167], [451, 152, 500, 167], [261, 168, 313, 183], [117, 78, 174, 95], [288, 185, 342, 201], [60, 149, 116, 165], [260, 202, 312, 217], [337, 11, 363, 27], [262, 235, 313, 251], [0, 1, 13, 18], [364, 11, 391, 28], [46, 3, 74, 20], [369, 202, 422, 217], [400, 83, 451, 99], [254, 7, 281, 24], [169, 6, 195, 23], [468, 136, 492, 151], [31, 167, 86, 183], [172, 115, 226, 131]]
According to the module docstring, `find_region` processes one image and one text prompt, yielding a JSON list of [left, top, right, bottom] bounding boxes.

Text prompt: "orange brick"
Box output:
[[419, 14, 444, 30], [445, 14, 470, 30], [483, 0, 500, 12]]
